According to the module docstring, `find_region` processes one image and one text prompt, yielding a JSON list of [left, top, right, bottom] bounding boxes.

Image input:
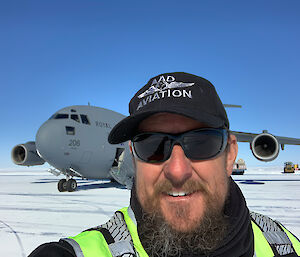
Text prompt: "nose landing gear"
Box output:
[[58, 178, 77, 192]]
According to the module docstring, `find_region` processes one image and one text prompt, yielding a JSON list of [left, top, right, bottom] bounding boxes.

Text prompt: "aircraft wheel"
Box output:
[[58, 179, 67, 192], [66, 179, 77, 192]]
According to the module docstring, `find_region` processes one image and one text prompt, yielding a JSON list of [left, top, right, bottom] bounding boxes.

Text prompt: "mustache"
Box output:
[[153, 179, 209, 196]]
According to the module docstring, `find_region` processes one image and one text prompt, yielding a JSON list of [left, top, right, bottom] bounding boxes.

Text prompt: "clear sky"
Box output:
[[1, 0, 300, 170]]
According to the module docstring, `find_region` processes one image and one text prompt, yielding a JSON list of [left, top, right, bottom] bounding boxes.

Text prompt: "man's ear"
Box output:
[[226, 134, 238, 176]]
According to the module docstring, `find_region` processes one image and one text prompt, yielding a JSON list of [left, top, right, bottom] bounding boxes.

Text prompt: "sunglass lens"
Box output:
[[183, 130, 224, 160], [133, 134, 171, 162]]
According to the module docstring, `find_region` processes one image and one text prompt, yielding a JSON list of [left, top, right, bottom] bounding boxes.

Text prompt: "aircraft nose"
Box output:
[[35, 120, 65, 162]]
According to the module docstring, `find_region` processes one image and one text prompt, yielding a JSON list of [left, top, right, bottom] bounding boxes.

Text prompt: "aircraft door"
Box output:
[[112, 148, 124, 168], [109, 147, 133, 188]]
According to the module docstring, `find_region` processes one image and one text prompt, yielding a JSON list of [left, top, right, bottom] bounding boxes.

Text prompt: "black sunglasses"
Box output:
[[132, 128, 228, 163]]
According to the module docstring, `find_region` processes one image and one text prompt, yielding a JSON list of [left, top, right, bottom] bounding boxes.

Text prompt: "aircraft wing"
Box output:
[[231, 131, 300, 145]]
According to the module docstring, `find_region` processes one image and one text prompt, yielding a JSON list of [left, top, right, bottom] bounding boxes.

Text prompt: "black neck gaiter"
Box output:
[[130, 177, 254, 257]]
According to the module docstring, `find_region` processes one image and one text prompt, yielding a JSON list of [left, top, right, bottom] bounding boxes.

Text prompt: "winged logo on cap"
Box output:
[[138, 80, 195, 99]]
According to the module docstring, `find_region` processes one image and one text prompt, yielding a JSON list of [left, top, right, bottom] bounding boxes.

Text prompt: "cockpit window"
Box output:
[[49, 114, 56, 120], [55, 114, 69, 119], [80, 114, 90, 125], [71, 109, 77, 112], [71, 114, 80, 123]]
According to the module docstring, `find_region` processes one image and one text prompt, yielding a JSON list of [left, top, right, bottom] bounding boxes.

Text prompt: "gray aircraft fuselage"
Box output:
[[12, 105, 134, 191], [36, 105, 131, 179]]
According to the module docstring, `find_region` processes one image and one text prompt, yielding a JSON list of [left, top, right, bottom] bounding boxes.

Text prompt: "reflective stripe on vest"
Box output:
[[251, 221, 274, 257], [279, 224, 300, 255], [250, 211, 300, 256], [63, 207, 300, 257], [114, 207, 146, 257]]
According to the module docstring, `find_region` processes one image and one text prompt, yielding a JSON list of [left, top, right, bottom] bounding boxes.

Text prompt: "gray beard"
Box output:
[[139, 205, 228, 257], [137, 180, 229, 257]]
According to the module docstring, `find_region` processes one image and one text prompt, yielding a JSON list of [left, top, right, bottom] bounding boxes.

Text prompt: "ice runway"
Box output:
[[0, 168, 300, 257]]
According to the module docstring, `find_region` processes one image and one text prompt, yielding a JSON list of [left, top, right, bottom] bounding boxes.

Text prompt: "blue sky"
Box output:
[[1, 0, 300, 169]]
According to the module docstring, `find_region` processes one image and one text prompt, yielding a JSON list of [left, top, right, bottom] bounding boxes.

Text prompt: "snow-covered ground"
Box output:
[[0, 167, 299, 257]]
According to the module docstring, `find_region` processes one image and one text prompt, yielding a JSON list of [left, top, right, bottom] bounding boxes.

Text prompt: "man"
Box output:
[[29, 72, 300, 257]]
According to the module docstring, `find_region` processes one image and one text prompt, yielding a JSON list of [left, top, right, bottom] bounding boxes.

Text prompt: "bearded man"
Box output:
[[29, 72, 300, 257]]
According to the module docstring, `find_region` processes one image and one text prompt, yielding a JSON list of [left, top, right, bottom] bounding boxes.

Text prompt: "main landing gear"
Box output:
[[58, 178, 77, 192]]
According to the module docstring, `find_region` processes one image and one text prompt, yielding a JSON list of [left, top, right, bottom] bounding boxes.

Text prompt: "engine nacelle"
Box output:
[[11, 141, 45, 166], [250, 132, 279, 162]]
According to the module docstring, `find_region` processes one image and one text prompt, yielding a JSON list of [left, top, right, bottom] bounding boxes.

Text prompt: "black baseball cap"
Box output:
[[108, 72, 229, 144]]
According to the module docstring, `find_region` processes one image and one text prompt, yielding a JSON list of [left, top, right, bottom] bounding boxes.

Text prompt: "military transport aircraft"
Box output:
[[11, 105, 300, 192]]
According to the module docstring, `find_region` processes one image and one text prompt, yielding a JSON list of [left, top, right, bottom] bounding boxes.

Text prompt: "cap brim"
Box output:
[[108, 107, 225, 144]]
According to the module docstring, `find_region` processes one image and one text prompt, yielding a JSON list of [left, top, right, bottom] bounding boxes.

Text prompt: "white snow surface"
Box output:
[[1, 167, 300, 257]]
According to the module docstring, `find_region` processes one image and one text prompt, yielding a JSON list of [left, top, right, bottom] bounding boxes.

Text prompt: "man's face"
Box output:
[[133, 113, 237, 233]]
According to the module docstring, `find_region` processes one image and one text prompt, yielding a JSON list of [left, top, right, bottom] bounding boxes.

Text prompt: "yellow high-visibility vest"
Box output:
[[62, 207, 300, 257]]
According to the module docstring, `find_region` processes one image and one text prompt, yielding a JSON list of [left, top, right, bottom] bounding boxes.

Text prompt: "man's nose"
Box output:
[[163, 145, 192, 187]]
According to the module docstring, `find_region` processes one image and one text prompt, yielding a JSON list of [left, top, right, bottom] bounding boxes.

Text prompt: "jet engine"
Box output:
[[11, 141, 45, 166], [250, 132, 279, 162]]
